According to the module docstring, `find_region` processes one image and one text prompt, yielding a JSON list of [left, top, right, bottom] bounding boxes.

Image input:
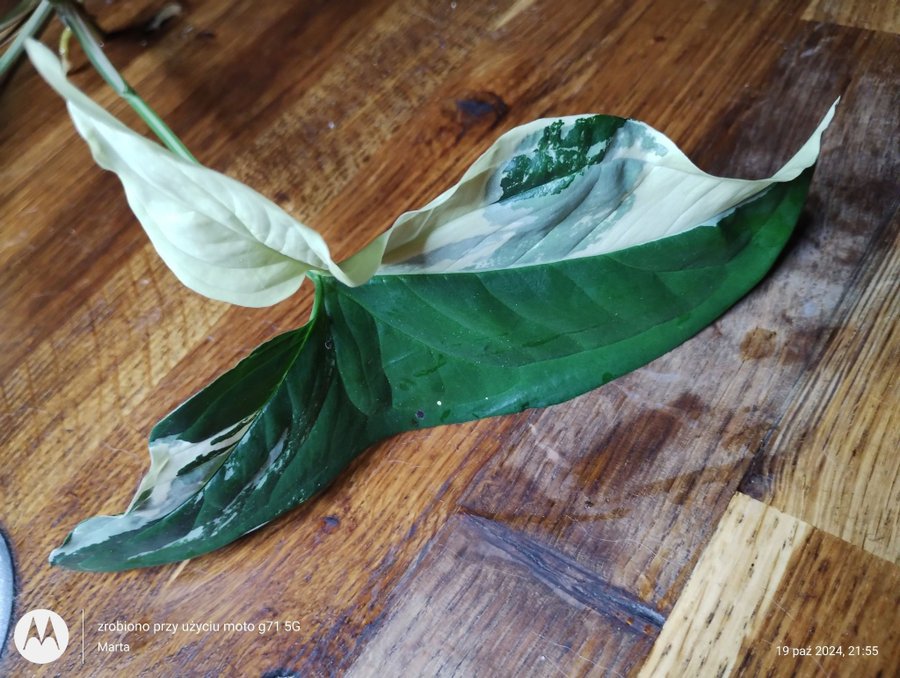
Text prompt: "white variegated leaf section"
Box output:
[[27, 40, 346, 306], [27, 39, 836, 307], [372, 108, 835, 274], [49, 417, 258, 561]]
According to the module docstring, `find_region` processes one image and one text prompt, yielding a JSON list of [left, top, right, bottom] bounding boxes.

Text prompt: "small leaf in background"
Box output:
[[27, 38, 836, 571]]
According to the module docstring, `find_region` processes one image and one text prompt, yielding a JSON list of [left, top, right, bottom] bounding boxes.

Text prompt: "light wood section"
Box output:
[[638, 493, 811, 677], [642, 493, 899, 677], [0, 0, 896, 675], [803, 0, 900, 34], [736, 518, 900, 677]]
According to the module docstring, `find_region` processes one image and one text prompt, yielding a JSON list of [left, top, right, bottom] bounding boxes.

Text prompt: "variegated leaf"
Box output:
[[27, 39, 836, 570]]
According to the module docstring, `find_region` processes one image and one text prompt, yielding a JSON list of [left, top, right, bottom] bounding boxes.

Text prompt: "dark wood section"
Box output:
[[0, 0, 896, 675], [350, 514, 659, 677]]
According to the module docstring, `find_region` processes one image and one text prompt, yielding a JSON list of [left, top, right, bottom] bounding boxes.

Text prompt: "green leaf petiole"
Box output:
[[48, 0, 196, 162]]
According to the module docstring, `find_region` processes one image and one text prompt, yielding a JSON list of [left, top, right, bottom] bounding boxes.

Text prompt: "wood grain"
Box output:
[[803, 0, 900, 34], [0, 0, 896, 675], [640, 493, 900, 677], [742, 224, 899, 563], [349, 514, 660, 677], [738, 27, 900, 565], [735, 520, 899, 677], [638, 493, 811, 677]]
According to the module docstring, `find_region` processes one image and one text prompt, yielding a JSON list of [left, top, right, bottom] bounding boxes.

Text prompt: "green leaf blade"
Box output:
[[51, 307, 381, 570], [50, 165, 814, 570]]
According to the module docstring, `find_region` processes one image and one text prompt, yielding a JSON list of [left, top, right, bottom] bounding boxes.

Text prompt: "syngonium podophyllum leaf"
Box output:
[[27, 41, 837, 570]]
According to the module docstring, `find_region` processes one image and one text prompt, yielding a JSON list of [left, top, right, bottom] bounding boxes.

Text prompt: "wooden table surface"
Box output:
[[0, 1, 897, 676]]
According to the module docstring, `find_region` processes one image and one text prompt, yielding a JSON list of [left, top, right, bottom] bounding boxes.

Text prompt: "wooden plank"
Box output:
[[637, 493, 811, 677], [639, 493, 900, 677], [349, 514, 661, 677], [742, 225, 899, 563], [803, 0, 900, 34], [734, 521, 900, 677], [739, 30, 900, 564]]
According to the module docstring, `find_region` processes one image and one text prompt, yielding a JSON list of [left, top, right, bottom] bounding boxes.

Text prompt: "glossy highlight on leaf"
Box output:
[[26, 39, 836, 570]]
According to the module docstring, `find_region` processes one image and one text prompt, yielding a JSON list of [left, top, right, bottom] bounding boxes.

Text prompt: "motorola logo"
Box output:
[[13, 608, 69, 664]]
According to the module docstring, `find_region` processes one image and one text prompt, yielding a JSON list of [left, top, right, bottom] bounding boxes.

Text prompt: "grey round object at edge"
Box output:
[[0, 531, 13, 657]]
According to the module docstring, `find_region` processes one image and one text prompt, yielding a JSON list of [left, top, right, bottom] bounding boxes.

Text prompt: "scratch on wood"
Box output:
[[563, 514, 681, 572], [464, 513, 666, 632]]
